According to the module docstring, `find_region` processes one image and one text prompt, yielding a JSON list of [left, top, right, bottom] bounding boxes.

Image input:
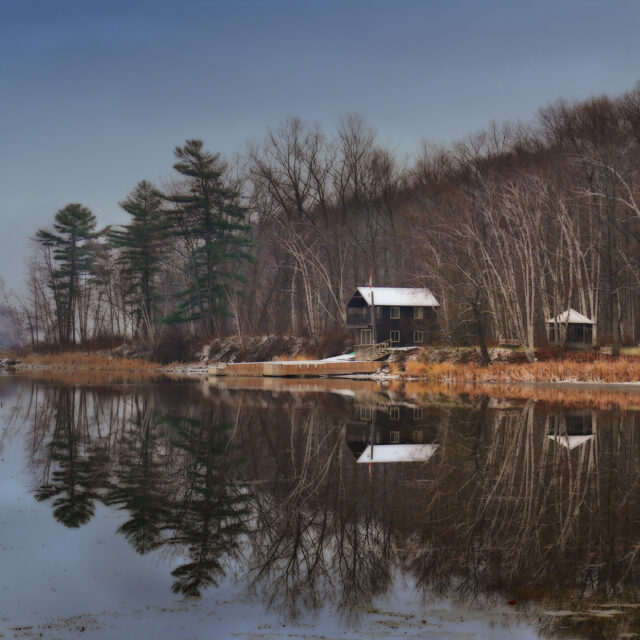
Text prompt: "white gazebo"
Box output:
[[546, 308, 594, 346]]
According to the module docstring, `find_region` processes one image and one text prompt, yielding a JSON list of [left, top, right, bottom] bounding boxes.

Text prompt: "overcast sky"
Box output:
[[1, 0, 640, 293]]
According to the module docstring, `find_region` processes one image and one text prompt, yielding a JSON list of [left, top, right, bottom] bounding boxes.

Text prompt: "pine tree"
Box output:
[[162, 140, 251, 334], [109, 181, 167, 339], [35, 203, 97, 345]]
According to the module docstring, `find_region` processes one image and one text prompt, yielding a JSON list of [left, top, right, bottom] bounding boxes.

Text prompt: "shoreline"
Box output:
[[9, 356, 640, 410], [7, 350, 640, 389]]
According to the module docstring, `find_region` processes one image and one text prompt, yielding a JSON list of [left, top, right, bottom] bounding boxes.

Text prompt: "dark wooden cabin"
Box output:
[[346, 286, 439, 346]]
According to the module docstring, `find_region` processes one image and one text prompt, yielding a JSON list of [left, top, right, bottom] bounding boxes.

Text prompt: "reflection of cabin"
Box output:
[[345, 402, 436, 463], [357, 443, 439, 464], [547, 309, 594, 347], [346, 287, 439, 348], [547, 410, 596, 450]]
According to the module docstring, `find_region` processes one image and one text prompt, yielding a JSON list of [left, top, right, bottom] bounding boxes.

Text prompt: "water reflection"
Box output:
[[35, 387, 109, 527], [347, 395, 439, 464], [9, 377, 640, 638]]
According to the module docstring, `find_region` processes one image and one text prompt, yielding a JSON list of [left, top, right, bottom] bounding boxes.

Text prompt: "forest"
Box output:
[[8, 82, 640, 361]]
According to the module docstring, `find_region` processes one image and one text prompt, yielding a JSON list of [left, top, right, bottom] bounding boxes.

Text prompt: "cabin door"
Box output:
[[360, 329, 372, 345]]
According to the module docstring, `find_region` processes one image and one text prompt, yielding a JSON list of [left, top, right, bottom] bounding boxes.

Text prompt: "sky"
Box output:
[[1, 0, 640, 293]]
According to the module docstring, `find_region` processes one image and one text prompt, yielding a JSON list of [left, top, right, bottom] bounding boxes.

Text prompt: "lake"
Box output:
[[1, 374, 639, 639]]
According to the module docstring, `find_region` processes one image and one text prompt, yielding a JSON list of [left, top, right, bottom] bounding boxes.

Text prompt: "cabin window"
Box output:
[[390, 330, 400, 343], [413, 407, 423, 420], [360, 329, 372, 345], [375, 429, 381, 443], [414, 330, 424, 343], [390, 430, 400, 443], [412, 429, 424, 443], [360, 406, 372, 421], [376, 306, 381, 319], [414, 306, 424, 319], [390, 306, 400, 319], [389, 406, 400, 420]]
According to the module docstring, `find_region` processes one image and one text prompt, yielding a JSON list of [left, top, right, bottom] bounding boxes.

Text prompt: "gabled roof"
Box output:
[[355, 287, 439, 307], [357, 443, 439, 463], [547, 434, 595, 450], [546, 308, 594, 325]]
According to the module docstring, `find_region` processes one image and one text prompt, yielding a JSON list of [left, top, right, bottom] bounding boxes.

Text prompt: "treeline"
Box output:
[[12, 82, 640, 358]]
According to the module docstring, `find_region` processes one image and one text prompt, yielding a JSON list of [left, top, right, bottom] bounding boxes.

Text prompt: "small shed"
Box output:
[[546, 308, 594, 346]]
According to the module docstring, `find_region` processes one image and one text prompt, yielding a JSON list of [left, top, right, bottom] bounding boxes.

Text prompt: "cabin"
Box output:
[[346, 286, 439, 347], [546, 308, 594, 348]]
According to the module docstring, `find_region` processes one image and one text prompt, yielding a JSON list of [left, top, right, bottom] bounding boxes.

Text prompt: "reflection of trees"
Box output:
[[104, 395, 168, 553], [35, 387, 107, 527], [241, 400, 395, 620], [407, 401, 640, 617], [27, 381, 250, 598], [162, 410, 249, 597], [18, 379, 640, 633]]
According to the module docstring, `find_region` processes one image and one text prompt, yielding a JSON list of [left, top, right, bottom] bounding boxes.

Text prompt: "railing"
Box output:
[[355, 339, 392, 361], [346, 310, 370, 326]]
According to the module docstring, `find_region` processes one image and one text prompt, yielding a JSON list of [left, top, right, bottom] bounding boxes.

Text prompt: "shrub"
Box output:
[[317, 327, 351, 358], [152, 327, 192, 363]]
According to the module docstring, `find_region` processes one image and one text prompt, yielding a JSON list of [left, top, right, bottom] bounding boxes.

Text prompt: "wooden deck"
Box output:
[[208, 360, 380, 378], [208, 376, 384, 393]]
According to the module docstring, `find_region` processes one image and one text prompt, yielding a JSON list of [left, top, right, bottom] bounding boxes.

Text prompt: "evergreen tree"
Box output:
[[162, 140, 251, 334], [35, 203, 97, 345], [109, 181, 167, 339]]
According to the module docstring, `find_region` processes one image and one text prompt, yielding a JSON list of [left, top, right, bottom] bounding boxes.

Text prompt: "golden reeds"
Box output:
[[394, 356, 640, 384], [20, 352, 161, 373]]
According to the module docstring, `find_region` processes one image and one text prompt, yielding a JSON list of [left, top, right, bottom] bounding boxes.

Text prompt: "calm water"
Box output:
[[1, 375, 640, 639]]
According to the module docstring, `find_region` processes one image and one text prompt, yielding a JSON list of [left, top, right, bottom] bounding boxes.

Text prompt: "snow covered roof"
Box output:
[[546, 308, 594, 325], [547, 434, 595, 450], [355, 287, 439, 307], [357, 443, 439, 463]]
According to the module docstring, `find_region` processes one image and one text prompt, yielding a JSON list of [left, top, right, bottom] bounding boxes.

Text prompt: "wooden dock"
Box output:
[[208, 360, 380, 378], [208, 376, 384, 393]]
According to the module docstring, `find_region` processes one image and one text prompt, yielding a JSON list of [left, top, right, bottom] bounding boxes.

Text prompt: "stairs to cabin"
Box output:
[[354, 340, 392, 361]]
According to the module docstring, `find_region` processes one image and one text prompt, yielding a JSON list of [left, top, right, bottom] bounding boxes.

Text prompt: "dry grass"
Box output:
[[392, 356, 640, 384], [20, 352, 162, 373]]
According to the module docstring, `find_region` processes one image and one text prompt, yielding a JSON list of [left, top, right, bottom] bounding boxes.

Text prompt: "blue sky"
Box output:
[[1, 0, 640, 292]]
